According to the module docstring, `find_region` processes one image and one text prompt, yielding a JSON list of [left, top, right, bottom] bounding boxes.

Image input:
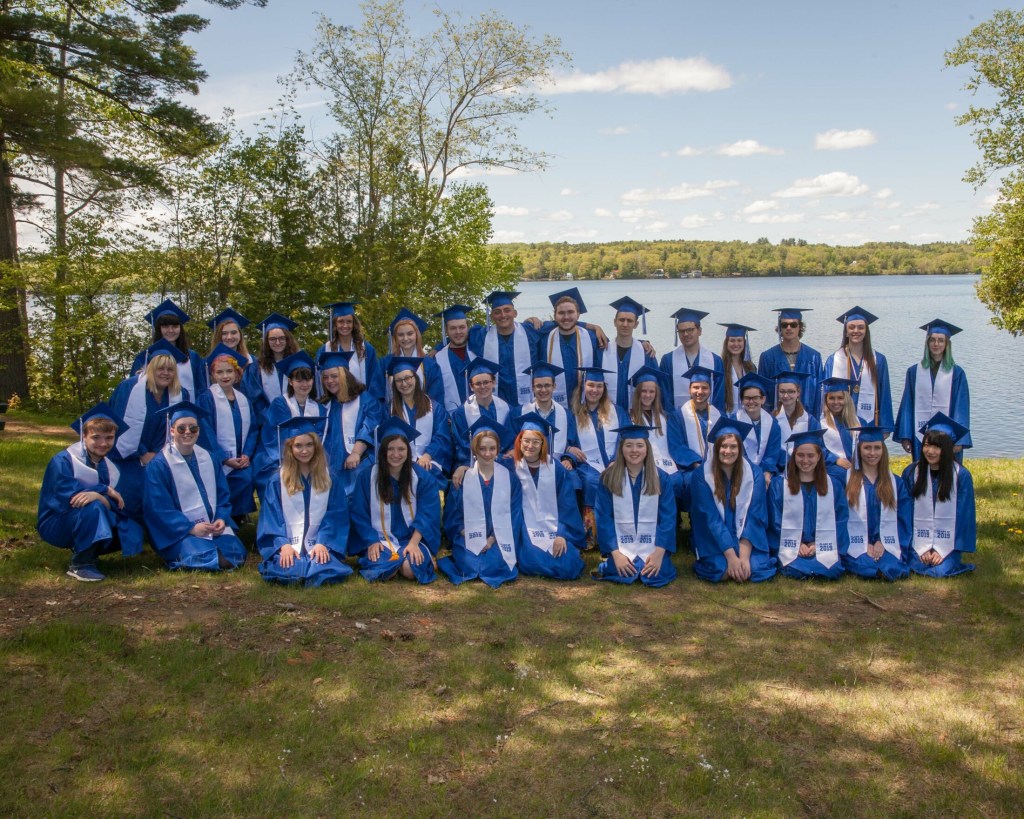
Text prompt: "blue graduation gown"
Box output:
[[323, 394, 381, 496], [822, 350, 894, 428], [658, 347, 726, 412], [438, 461, 522, 588], [196, 388, 258, 517], [256, 474, 353, 586], [537, 325, 603, 407], [351, 464, 442, 583], [767, 475, 849, 579], [609, 344, 657, 408], [240, 362, 287, 422], [468, 322, 543, 407], [689, 468, 775, 583], [37, 447, 145, 563], [130, 348, 207, 396], [841, 473, 912, 580], [758, 343, 823, 416], [434, 344, 474, 411], [776, 413, 822, 472], [901, 463, 977, 577], [593, 468, 677, 587], [732, 411, 783, 478], [575, 404, 631, 507], [450, 400, 519, 469], [389, 400, 453, 476], [252, 396, 328, 497], [316, 340, 386, 407], [380, 353, 447, 409], [513, 460, 585, 580], [895, 364, 971, 461], [143, 447, 247, 571]]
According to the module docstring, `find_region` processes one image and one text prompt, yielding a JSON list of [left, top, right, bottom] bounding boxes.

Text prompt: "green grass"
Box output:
[[1, 410, 1022, 816]]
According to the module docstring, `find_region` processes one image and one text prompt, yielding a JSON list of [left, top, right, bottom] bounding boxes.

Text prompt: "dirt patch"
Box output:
[[3, 418, 77, 439]]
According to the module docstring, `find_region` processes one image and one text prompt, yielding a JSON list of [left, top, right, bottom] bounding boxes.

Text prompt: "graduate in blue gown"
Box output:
[[431, 304, 478, 412], [719, 323, 757, 416], [896, 318, 972, 463], [468, 291, 543, 408], [37, 404, 145, 582], [509, 412, 585, 580], [206, 308, 257, 369], [384, 357, 452, 476], [257, 417, 353, 586], [450, 358, 517, 471], [592, 424, 678, 587], [604, 296, 657, 409], [196, 345, 257, 519], [772, 370, 822, 472], [439, 418, 522, 588], [570, 367, 630, 511], [819, 377, 859, 474], [689, 418, 776, 583], [841, 426, 911, 580], [143, 402, 247, 571], [730, 372, 783, 483], [519, 363, 582, 473], [351, 417, 442, 583], [241, 313, 301, 421], [901, 413, 976, 578], [108, 339, 191, 517], [659, 307, 725, 412], [757, 308, 822, 416], [129, 299, 207, 397], [675, 365, 722, 463], [319, 349, 381, 496], [537, 288, 603, 408], [768, 429, 849, 580], [316, 301, 385, 405], [252, 351, 327, 497], [380, 308, 446, 409], [822, 306, 893, 429]]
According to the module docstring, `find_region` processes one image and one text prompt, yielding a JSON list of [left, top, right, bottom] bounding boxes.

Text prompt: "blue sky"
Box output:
[[185, 0, 1005, 245]]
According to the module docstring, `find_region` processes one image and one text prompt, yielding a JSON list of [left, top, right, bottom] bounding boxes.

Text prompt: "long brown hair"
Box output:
[[629, 381, 666, 434], [281, 433, 332, 495], [786, 444, 829, 496], [376, 435, 414, 505], [258, 328, 298, 373], [389, 319, 425, 356], [572, 379, 613, 430], [847, 441, 896, 511], [841, 323, 878, 387], [720, 338, 755, 414], [711, 433, 745, 509], [207, 320, 251, 360], [331, 313, 366, 359], [390, 371, 431, 419], [602, 439, 660, 496]]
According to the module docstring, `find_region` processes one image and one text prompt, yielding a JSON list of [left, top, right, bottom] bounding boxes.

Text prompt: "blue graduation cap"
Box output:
[[671, 307, 708, 325], [389, 307, 428, 336], [919, 412, 969, 445], [610, 423, 654, 440], [277, 415, 328, 444], [855, 425, 891, 443], [317, 349, 355, 370], [144, 299, 189, 327], [707, 416, 754, 443], [577, 366, 612, 382], [275, 350, 316, 378], [629, 365, 667, 390], [718, 322, 756, 337], [735, 371, 773, 397], [513, 411, 559, 437], [205, 343, 245, 370], [786, 428, 828, 448], [374, 416, 421, 445], [836, 306, 879, 325], [773, 307, 811, 321], [386, 356, 423, 377], [144, 338, 188, 365], [819, 376, 854, 394], [327, 301, 359, 318], [524, 362, 564, 381], [256, 312, 298, 336], [548, 287, 587, 314], [206, 308, 250, 331], [919, 318, 963, 337], [155, 400, 210, 426], [610, 296, 649, 334], [682, 364, 716, 384], [466, 357, 501, 381], [485, 290, 521, 308], [433, 304, 474, 344], [774, 370, 811, 386], [71, 402, 129, 437], [468, 415, 510, 446]]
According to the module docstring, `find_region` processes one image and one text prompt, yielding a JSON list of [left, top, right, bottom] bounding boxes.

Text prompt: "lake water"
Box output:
[[513, 275, 1023, 459]]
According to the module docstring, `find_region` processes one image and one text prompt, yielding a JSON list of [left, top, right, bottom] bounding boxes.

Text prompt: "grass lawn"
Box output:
[[1, 410, 1022, 816]]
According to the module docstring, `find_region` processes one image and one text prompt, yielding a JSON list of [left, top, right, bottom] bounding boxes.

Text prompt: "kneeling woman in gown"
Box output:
[[689, 418, 775, 583], [901, 413, 976, 577], [257, 417, 352, 586], [768, 429, 849, 580], [350, 417, 442, 584], [841, 426, 911, 580], [144, 402, 247, 571], [439, 418, 523, 589], [592, 424, 678, 587], [510, 412, 585, 580]]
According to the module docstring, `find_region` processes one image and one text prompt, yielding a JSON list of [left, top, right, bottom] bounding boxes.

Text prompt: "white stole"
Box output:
[[577, 413, 617, 471], [611, 473, 659, 561], [832, 350, 877, 423], [260, 366, 283, 403], [846, 473, 901, 559], [913, 364, 953, 443], [116, 377, 181, 458], [604, 339, 645, 406], [463, 466, 517, 570], [671, 346, 716, 409], [680, 401, 720, 460], [463, 394, 510, 430], [209, 384, 252, 474], [777, 410, 809, 456], [780, 480, 838, 568], [484, 323, 533, 404], [400, 403, 434, 459], [912, 465, 959, 560], [368, 465, 418, 554], [735, 408, 772, 465], [279, 472, 329, 552], [700, 457, 754, 557], [644, 412, 677, 474], [177, 359, 195, 396], [521, 401, 568, 456], [516, 460, 559, 553], [336, 396, 363, 455], [284, 394, 321, 418], [164, 443, 230, 537], [546, 328, 595, 406], [436, 347, 475, 412], [66, 444, 120, 488], [332, 339, 366, 385], [820, 416, 850, 460]]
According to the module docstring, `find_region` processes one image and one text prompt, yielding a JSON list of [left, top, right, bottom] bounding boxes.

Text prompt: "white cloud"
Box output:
[[746, 212, 805, 225], [493, 205, 530, 217], [821, 211, 868, 222], [814, 128, 878, 150], [887, 224, 902, 232], [540, 57, 733, 96], [774, 171, 868, 198], [619, 207, 661, 223], [945, 102, 958, 111], [601, 125, 632, 135], [549, 209, 574, 222], [715, 139, 783, 157], [621, 179, 738, 203], [875, 188, 893, 200], [491, 229, 525, 242], [556, 228, 601, 240], [449, 165, 520, 179], [594, 208, 613, 217], [741, 199, 778, 214], [560, 188, 578, 196], [911, 232, 942, 242], [680, 213, 723, 229], [902, 202, 942, 217], [639, 221, 670, 233], [675, 146, 704, 157], [983, 192, 999, 206]]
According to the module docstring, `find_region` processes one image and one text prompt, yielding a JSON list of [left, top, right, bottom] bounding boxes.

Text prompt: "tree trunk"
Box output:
[[0, 132, 31, 402]]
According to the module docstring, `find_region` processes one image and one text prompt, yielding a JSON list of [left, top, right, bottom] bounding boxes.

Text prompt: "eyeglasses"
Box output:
[[678, 326, 699, 334], [741, 395, 763, 402], [267, 335, 287, 343], [174, 424, 199, 434], [394, 375, 417, 385], [779, 321, 800, 329]]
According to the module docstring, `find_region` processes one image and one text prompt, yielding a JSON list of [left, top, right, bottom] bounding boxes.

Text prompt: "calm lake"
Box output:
[[513, 274, 1021, 459]]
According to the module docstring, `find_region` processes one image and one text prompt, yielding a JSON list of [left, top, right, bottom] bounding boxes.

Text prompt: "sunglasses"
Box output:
[[174, 424, 199, 434], [779, 321, 800, 329]]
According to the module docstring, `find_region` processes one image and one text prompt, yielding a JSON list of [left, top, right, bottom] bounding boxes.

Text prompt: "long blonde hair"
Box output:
[[823, 389, 859, 430], [207, 320, 252, 360], [281, 434, 332, 495], [601, 438, 660, 496], [629, 381, 665, 435], [572, 379, 613, 431], [144, 353, 181, 398]]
